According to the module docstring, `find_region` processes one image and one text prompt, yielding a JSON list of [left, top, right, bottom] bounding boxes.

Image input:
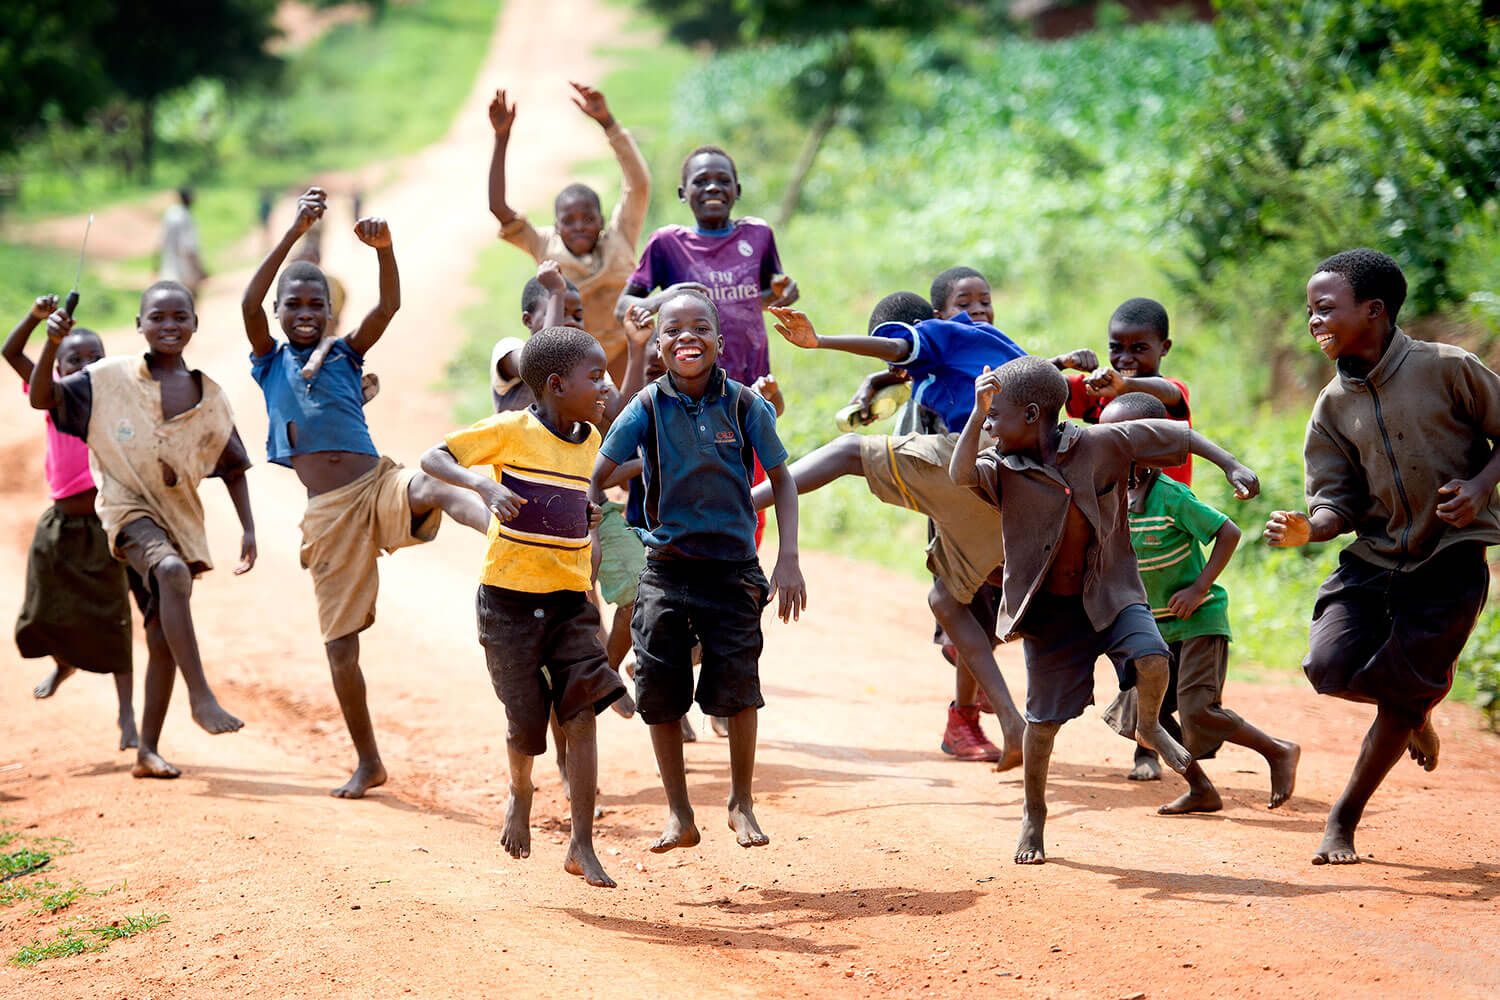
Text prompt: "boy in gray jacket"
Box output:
[[1266, 248, 1500, 866]]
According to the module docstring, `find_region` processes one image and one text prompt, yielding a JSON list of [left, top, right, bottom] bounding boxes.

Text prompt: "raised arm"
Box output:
[[27, 309, 72, 410], [536, 260, 567, 329], [571, 82, 652, 248], [950, 367, 1000, 487], [3, 295, 57, 384], [604, 306, 655, 423], [1187, 429, 1259, 499], [768, 307, 907, 362], [487, 89, 519, 226], [344, 218, 400, 357], [243, 187, 326, 356]]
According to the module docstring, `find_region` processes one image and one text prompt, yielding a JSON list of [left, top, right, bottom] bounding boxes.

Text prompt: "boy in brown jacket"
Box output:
[[1266, 248, 1500, 866]]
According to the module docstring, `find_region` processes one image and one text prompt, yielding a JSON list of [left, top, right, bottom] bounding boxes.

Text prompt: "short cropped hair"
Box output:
[[1313, 248, 1407, 321], [554, 182, 602, 215], [929, 266, 986, 312], [867, 291, 934, 333], [276, 260, 331, 302], [140, 279, 194, 311], [680, 144, 738, 184], [1099, 391, 1168, 423], [993, 356, 1069, 418], [519, 274, 581, 317], [657, 287, 720, 334], [1110, 297, 1169, 339], [519, 326, 599, 397]]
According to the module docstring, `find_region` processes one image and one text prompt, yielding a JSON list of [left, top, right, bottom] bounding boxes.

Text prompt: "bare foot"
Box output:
[[1129, 752, 1162, 782], [993, 722, 1024, 773], [1136, 723, 1191, 774], [710, 715, 729, 738], [332, 760, 387, 799], [680, 715, 697, 743], [1409, 718, 1439, 772], [1014, 810, 1045, 865], [1267, 740, 1301, 809], [1311, 822, 1359, 865], [33, 664, 75, 699], [501, 784, 533, 859], [611, 689, 636, 719], [1158, 787, 1223, 815], [190, 697, 244, 735], [649, 810, 700, 853], [727, 800, 769, 848], [118, 716, 139, 751], [564, 840, 617, 888], [132, 750, 181, 780]]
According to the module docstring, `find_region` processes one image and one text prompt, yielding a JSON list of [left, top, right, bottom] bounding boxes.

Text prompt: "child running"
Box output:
[[591, 289, 806, 852], [950, 357, 1260, 864], [6, 295, 135, 748], [1265, 249, 1500, 866], [761, 293, 1026, 766], [489, 83, 649, 386], [241, 187, 489, 799], [422, 326, 626, 888], [30, 285, 255, 780], [1097, 392, 1300, 813]]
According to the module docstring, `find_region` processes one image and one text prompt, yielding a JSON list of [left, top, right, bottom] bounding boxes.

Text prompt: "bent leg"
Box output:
[[1132, 653, 1191, 774], [153, 557, 242, 735], [326, 633, 387, 798], [560, 712, 615, 887], [929, 581, 1023, 769], [750, 433, 863, 511], [1016, 721, 1060, 864], [407, 470, 490, 533], [1313, 705, 1411, 865], [133, 622, 180, 779]]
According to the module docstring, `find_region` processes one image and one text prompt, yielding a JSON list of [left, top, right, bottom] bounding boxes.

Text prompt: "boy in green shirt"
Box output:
[[1100, 393, 1301, 814]]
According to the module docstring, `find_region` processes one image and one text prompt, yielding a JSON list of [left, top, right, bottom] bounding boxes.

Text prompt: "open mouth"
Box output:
[[674, 345, 704, 363], [293, 323, 320, 337], [1314, 331, 1336, 351]]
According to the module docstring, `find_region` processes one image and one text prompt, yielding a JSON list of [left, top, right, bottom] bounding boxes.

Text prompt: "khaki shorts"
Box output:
[[300, 457, 441, 642], [858, 433, 1004, 603]]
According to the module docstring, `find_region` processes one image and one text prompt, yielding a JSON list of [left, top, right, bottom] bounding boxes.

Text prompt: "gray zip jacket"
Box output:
[[1305, 329, 1500, 570]]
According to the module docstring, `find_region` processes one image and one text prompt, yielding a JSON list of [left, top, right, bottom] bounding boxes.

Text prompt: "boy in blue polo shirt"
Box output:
[[592, 288, 805, 855]]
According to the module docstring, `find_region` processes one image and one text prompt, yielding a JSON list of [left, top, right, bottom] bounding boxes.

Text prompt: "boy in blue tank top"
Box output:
[[241, 187, 490, 800]]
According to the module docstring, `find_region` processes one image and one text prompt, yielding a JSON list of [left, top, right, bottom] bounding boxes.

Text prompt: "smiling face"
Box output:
[[552, 342, 612, 425], [1306, 270, 1385, 362], [523, 289, 585, 334], [276, 278, 333, 347], [57, 331, 104, 376], [554, 191, 605, 257], [938, 276, 993, 325], [679, 152, 739, 229], [656, 294, 722, 380], [982, 393, 1042, 454], [1106, 322, 1169, 378], [137, 288, 197, 355]]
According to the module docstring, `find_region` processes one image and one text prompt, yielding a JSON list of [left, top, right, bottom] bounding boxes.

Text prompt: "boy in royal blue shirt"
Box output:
[[592, 289, 806, 855]]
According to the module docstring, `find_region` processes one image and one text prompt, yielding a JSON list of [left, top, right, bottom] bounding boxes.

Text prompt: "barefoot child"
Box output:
[[1265, 249, 1500, 866], [950, 357, 1260, 864], [591, 289, 806, 853], [30, 286, 255, 779], [422, 326, 626, 887], [489, 83, 650, 386], [241, 187, 489, 799], [1097, 393, 1300, 814], [6, 296, 135, 749], [760, 293, 1027, 766]]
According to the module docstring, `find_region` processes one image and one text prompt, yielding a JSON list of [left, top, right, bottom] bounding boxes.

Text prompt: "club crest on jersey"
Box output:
[[737, 240, 753, 257], [715, 430, 738, 444]]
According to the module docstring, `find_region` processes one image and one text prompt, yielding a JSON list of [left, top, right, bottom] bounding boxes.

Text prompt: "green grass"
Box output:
[[10, 913, 168, 967], [0, 242, 138, 335]]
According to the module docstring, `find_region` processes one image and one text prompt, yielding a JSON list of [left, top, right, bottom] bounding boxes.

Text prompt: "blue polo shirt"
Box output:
[[600, 368, 788, 561], [250, 338, 378, 467], [872, 311, 1027, 433]]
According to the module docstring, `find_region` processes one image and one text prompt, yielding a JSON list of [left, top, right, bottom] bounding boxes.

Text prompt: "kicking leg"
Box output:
[[502, 744, 535, 860], [750, 434, 863, 511], [929, 582, 1023, 769], [407, 470, 490, 534], [133, 622, 181, 779], [647, 720, 700, 852], [1209, 716, 1302, 809], [32, 659, 75, 699], [1016, 721, 1060, 864], [726, 707, 768, 848], [152, 557, 242, 734], [1408, 714, 1439, 772], [560, 712, 615, 887], [1131, 654, 1190, 774], [326, 634, 388, 798], [115, 669, 138, 750], [1313, 705, 1411, 865]]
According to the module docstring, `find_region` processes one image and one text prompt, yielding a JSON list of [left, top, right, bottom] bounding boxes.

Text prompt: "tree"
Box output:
[[0, 1, 111, 156]]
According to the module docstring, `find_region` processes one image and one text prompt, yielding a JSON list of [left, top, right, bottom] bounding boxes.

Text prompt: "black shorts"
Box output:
[[1304, 543, 1489, 727], [631, 558, 770, 725], [116, 517, 206, 626], [1016, 595, 1169, 724], [477, 586, 625, 756]]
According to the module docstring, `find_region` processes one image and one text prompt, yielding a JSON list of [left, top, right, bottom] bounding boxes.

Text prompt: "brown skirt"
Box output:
[[14, 505, 132, 674]]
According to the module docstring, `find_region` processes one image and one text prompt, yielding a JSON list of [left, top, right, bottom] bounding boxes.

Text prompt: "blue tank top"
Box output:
[[250, 339, 379, 467]]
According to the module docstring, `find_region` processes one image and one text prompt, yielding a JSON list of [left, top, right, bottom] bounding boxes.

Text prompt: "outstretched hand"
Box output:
[[354, 217, 392, 249], [569, 82, 614, 127], [769, 307, 818, 349], [489, 89, 516, 137], [770, 555, 807, 623], [31, 294, 59, 321], [1264, 510, 1311, 548]]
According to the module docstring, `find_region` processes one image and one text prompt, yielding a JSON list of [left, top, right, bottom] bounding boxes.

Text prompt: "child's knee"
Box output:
[[1134, 653, 1170, 682], [560, 710, 596, 739], [152, 557, 193, 597], [325, 634, 360, 671]]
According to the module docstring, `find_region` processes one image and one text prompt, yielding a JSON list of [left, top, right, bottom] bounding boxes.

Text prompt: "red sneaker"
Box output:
[[940, 703, 1002, 762]]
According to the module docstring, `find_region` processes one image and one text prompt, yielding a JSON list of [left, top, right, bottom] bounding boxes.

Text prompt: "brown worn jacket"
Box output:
[[972, 419, 1190, 639], [1306, 329, 1500, 570]]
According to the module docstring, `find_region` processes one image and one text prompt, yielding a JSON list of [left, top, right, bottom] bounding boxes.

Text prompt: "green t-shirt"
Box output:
[[1129, 473, 1232, 643]]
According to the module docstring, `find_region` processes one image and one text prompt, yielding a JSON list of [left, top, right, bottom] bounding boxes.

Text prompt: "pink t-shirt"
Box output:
[[22, 383, 95, 500]]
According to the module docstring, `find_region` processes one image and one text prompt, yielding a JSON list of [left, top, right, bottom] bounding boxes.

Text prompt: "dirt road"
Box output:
[[2, 2, 1498, 996]]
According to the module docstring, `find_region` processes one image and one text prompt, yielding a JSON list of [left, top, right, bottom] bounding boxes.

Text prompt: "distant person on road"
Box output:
[[159, 187, 206, 297], [488, 82, 650, 387]]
